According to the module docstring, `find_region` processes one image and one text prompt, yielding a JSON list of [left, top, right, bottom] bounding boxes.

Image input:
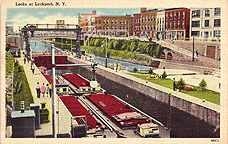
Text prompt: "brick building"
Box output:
[[95, 15, 133, 37], [190, 7, 221, 42], [165, 8, 190, 40], [133, 13, 141, 37], [79, 11, 99, 35], [140, 8, 157, 39]]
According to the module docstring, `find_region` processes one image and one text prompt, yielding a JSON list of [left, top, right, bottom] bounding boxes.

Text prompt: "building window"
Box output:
[[169, 22, 172, 29], [192, 20, 200, 27], [191, 31, 200, 37], [173, 22, 176, 29], [166, 14, 168, 20], [205, 9, 210, 17], [154, 25, 156, 30], [107, 20, 109, 24], [214, 19, 221, 27], [174, 12, 176, 20], [120, 20, 122, 24], [178, 21, 180, 29], [103, 20, 106, 24], [214, 30, 220, 37], [178, 12, 180, 19], [115, 20, 118, 24], [182, 12, 185, 19], [106, 26, 109, 30], [166, 22, 168, 30], [120, 26, 122, 30], [124, 20, 126, 24], [214, 8, 221, 16], [115, 26, 117, 30], [145, 16, 148, 22], [162, 18, 164, 23], [111, 26, 114, 30], [169, 13, 172, 20], [151, 16, 153, 22], [157, 18, 159, 24], [154, 16, 156, 21], [103, 26, 105, 30], [182, 21, 185, 28], [151, 24, 153, 30], [142, 17, 144, 22], [205, 20, 209, 27], [192, 10, 200, 18]]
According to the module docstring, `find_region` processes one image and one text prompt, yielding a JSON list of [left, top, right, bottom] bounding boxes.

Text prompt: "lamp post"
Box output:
[[105, 37, 108, 68]]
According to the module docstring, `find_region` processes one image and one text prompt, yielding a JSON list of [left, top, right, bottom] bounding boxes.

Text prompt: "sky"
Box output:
[[7, 8, 148, 32]]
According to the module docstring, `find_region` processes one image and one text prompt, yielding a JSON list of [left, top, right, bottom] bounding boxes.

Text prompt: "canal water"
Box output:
[[30, 40, 155, 72], [30, 40, 219, 138]]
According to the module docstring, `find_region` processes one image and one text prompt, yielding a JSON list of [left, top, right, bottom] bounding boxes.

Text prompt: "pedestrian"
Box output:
[[41, 83, 46, 97], [24, 56, 26, 64], [31, 61, 33, 70], [219, 83, 221, 89], [196, 50, 199, 57], [49, 84, 52, 97], [173, 78, 176, 91], [36, 82, 40, 98], [31, 63, 35, 74], [46, 84, 49, 97]]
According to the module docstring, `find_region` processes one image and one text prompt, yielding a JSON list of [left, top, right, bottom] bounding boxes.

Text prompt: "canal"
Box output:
[[31, 40, 219, 138]]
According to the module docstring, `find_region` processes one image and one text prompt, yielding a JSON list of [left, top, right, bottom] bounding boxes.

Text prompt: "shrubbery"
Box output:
[[176, 78, 186, 92]]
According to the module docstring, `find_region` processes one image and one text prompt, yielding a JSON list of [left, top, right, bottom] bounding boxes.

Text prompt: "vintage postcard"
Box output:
[[1, 0, 227, 143]]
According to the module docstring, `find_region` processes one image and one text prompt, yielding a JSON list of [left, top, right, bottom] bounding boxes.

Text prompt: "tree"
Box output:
[[199, 79, 207, 91], [161, 71, 167, 79], [148, 68, 154, 74], [176, 78, 186, 92], [132, 67, 138, 73]]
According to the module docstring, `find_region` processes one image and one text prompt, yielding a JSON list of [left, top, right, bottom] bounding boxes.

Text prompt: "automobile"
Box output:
[[135, 123, 159, 138], [147, 74, 158, 80]]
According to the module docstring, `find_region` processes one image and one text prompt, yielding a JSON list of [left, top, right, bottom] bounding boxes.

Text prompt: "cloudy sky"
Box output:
[[7, 8, 146, 32]]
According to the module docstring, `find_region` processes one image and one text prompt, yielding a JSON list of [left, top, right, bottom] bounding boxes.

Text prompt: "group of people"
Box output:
[[36, 82, 52, 98], [24, 55, 35, 74]]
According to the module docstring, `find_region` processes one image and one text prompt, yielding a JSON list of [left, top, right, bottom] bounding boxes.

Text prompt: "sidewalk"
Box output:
[[16, 56, 72, 136]]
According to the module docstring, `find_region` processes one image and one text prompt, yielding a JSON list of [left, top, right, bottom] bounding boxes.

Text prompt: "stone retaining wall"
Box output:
[[68, 57, 220, 127]]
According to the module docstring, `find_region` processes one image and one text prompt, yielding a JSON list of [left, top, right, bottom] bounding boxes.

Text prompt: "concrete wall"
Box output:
[[68, 58, 220, 127]]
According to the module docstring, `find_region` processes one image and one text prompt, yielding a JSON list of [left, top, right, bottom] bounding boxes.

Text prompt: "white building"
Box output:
[[190, 7, 221, 42], [156, 10, 165, 40], [6, 22, 14, 35]]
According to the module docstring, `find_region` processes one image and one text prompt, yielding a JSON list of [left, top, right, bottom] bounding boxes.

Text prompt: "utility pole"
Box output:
[[51, 45, 57, 138], [192, 36, 195, 61]]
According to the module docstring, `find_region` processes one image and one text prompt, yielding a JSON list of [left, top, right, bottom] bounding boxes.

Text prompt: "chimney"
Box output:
[[141, 8, 147, 13], [92, 10, 96, 15]]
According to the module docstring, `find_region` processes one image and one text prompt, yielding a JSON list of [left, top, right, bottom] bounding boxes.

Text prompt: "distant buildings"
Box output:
[[79, 7, 221, 42], [79, 10, 99, 35], [165, 8, 190, 40], [95, 15, 133, 37], [6, 22, 14, 35], [190, 8, 221, 42]]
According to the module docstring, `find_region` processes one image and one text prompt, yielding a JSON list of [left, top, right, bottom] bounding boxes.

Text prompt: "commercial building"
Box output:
[[6, 22, 14, 35], [156, 10, 166, 40], [140, 8, 157, 39], [95, 15, 133, 37], [133, 13, 141, 37], [79, 11, 99, 35], [165, 8, 190, 40], [190, 8, 221, 42]]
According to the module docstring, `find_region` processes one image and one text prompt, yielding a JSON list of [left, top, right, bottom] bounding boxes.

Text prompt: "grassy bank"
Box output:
[[128, 73, 220, 105], [6, 53, 15, 76], [13, 62, 34, 110], [82, 45, 151, 62]]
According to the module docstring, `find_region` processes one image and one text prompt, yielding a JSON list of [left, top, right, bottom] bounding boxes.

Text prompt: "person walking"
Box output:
[[173, 78, 176, 91], [36, 82, 41, 98], [24, 56, 26, 64], [31, 63, 35, 74], [41, 83, 46, 97], [46, 84, 49, 97], [49, 84, 52, 97]]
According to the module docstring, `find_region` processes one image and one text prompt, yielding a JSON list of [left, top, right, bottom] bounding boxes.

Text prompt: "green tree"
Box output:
[[199, 79, 207, 91], [132, 67, 138, 73], [6, 43, 11, 51], [161, 71, 167, 79], [176, 78, 186, 92], [148, 68, 154, 74]]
